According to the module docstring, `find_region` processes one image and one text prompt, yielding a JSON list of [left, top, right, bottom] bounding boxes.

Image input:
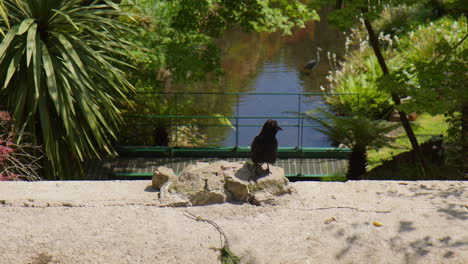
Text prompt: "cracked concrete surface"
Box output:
[[0, 180, 467, 264]]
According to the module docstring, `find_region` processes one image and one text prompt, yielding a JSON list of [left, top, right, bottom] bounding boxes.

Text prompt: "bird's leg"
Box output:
[[266, 163, 271, 175]]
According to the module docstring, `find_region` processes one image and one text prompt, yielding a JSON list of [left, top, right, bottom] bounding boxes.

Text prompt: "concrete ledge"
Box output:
[[0, 180, 467, 264]]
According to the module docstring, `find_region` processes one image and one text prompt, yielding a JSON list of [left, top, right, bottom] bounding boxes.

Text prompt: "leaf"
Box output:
[[55, 33, 90, 80], [0, 25, 19, 62], [0, 1, 10, 32], [26, 23, 37, 67], [52, 9, 80, 31], [3, 50, 21, 89], [17, 18, 35, 35], [32, 34, 42, 99], [37, 95, 51, 148], [41, 45, 59, 107], [213, 114, 235, 130]]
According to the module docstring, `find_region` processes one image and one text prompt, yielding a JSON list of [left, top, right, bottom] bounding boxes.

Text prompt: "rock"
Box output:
[[169, 162, 228, 206], [158, 178, 191, 207], [249, 192, 276, 206], [224, 163, 252, 202], [224, 176, 250, 202], [152, 167, 177, 190], [160, 195, 191, 208], [152, 161, 293, 206], [177, 161, 225, 193], [189, 190, 226, 206], [250, 165, 291, 195]]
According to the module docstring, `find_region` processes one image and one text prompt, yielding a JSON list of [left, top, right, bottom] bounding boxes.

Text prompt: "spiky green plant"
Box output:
[[0, 0, 135, 179], [299, 109, 398, 180]]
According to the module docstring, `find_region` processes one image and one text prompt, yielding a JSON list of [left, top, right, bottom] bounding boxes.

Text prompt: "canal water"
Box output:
[[213, 9, 347, 148], [121, 8, 348, 149], [224, 47, 332, 148]]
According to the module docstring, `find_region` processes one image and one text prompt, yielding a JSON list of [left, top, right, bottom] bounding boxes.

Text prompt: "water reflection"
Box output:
[[224, 48, 332, 147], [216, 8, 346, 148], [131, 8, 348, 148]]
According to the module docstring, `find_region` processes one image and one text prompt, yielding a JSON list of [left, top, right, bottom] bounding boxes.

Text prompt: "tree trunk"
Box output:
[[347, 147, 367, 180], [335, 0, 344, 9], [462, 102, 468, 177], [362, 16, 427, 172], [154, 126, 170, 146]]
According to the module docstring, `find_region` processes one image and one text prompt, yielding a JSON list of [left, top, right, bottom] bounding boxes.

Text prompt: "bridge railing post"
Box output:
[[236, 94, 239, 149], [297, 94, 301, 149]]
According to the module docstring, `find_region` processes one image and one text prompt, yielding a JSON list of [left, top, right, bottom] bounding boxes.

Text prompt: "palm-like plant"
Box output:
[[299, 109, 398, 180], [0, 0, 135, 179]]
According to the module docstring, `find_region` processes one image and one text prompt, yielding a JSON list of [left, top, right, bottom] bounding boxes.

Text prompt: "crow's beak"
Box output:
[[278, 126, 283, 130]]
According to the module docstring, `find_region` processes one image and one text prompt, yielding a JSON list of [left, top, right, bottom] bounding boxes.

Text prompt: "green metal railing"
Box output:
[[120, 91, 359, 151], [108, 92, 359, 179]]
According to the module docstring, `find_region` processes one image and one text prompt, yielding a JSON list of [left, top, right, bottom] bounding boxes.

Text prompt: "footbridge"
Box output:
[[85, 92, 357, 180]]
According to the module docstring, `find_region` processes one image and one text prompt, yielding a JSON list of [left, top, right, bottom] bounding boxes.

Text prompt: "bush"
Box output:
[[0, 111, 43, 181], [325, 5, 466, 122], [325, 54, 394, 119]]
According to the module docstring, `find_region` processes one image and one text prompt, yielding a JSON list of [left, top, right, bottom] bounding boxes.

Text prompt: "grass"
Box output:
[[367, 113, 449, 170], [320, 168, 348, 182], [220, 245, 241, 264], [320, 175, 347, 182], [365, 161, 463, 181]]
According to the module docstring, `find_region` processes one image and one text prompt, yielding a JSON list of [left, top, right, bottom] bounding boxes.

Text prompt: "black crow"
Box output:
[[251, 119, 282, 174]]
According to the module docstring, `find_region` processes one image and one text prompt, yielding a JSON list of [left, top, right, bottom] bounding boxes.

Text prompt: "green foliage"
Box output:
[[326, 56, 394, 119], [429, 0, 468, 16], [299, 108, 398, 179], [169, 0, 318, 36], [326, 3, 466, 135], [367, 114, 449, 169], [380, 16, 467, 137], [0, 111, 43, 181], [118, 0, 319, 147], [301, 109, 398, 151], [320, 1, 466, 176], [220, 245, 240, 264], [320, 173, 347, 182], [365, 161, 463, 180], [372, 5, 433, 35], [445, 111, 462, 143], [0, 0, 136, 179], [311, 0, 422, 30], [122, 0, 318, 86]]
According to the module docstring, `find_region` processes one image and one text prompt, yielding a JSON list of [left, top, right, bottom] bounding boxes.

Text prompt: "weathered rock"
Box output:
[[250, 165, 292, 196], [152, 161, 293, 206], [223, 162, 252, 202], [157, 176, 191, 207], [168, 162, 227, 206], [152, 167, 177, 190], [249, 192, 276, 206], [189, 190, 226, 206], [224, 176, 250, 202]]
